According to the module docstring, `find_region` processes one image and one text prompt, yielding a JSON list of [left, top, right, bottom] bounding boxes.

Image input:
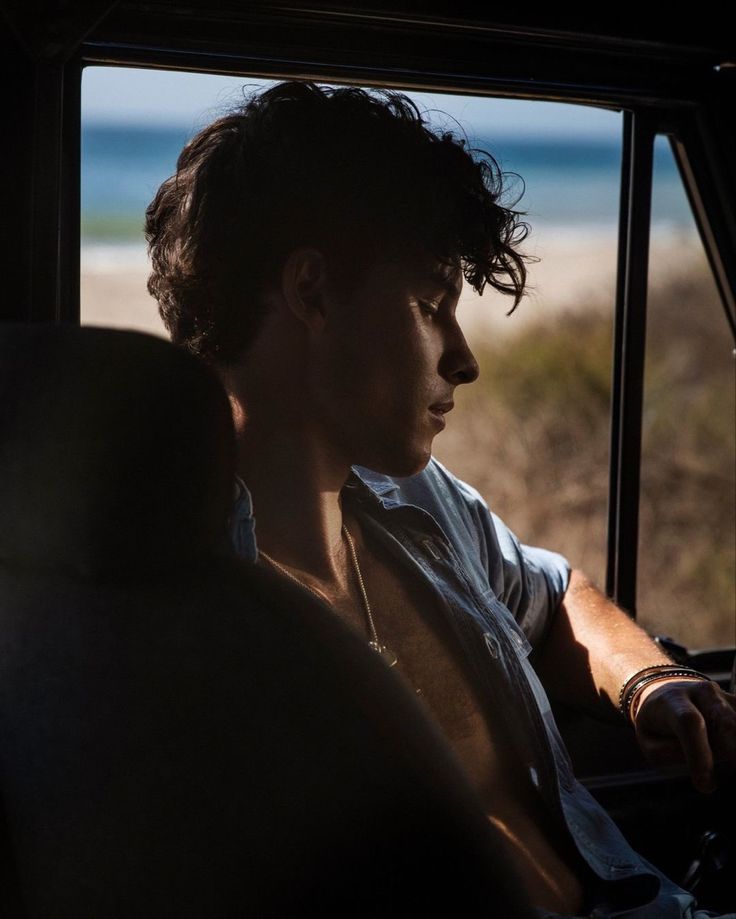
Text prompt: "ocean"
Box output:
[[81, 124, 694, 251]]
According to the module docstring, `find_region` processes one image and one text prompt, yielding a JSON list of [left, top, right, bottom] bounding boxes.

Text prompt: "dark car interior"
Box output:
[[0, 321, 535, 916], [1, 3, 734, 915]]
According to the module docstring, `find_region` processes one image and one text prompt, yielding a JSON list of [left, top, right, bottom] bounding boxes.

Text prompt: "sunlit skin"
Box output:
[[537, 571, 736, 794], [221, 245, 736, 910]]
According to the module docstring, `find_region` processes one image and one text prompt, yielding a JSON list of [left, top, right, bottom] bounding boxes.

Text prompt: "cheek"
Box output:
[[312, 335, 383, 416], [318, 309, 439, 409], [399, 324, 442, 381]]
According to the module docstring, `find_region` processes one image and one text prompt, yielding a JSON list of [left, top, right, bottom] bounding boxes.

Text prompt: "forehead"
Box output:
[[368, 254, 463, 297]]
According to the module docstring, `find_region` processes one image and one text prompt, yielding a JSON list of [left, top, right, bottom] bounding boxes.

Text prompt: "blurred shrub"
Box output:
[[434, 265, 734, 648]]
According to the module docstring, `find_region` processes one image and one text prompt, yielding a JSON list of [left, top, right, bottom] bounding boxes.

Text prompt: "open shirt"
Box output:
[[229, 456, 714, 919]]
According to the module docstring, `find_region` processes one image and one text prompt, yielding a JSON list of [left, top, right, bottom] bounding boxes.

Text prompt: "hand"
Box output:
[[634, 678, 736, 793]]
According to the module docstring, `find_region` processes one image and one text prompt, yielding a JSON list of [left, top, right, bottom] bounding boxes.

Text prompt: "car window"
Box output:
[[636, 136, 735, 649], [80, 67, 735, 648], [81, 69, 624, 592]]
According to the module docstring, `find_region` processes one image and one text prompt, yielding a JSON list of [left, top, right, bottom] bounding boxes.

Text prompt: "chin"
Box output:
[[359, 444, 432, 479]]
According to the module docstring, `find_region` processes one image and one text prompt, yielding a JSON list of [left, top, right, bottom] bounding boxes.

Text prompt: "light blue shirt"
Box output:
[[229, 456, 727, 919]]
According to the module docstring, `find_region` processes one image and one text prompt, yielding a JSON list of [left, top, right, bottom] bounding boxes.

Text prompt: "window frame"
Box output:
[[8, 4, 735, 631]]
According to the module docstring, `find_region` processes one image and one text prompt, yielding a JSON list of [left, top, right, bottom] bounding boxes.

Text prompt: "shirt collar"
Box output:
[[347, 465, 400, 501], [229, 467, 401, 562]]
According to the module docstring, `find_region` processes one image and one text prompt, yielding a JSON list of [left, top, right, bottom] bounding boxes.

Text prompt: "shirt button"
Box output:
[[484, 633, 499, 659]]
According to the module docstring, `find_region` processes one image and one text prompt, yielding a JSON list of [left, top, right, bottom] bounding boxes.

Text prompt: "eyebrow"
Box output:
[[428, 272, 463, 299]]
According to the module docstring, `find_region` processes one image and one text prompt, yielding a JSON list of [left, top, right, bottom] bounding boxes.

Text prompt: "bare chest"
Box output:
[[334, 525, 587, 914], [333, 526, 518, 799]]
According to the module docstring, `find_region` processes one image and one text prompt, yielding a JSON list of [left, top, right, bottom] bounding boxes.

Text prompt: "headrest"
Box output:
[[0, 324, 235, 579]]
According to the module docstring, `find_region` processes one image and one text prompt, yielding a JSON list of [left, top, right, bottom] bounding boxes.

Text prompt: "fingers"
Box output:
[[637, 693, 713, 791], [635, 681, 736, 794], [704, 688, 736, 769], [669, 704, 714, 793]]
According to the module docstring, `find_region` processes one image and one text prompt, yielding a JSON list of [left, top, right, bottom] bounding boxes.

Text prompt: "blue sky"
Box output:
[[82, 67, 622, 140]]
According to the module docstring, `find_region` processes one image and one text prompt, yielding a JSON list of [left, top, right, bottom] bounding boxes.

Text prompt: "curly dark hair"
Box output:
[[146, 80, 532, 365]]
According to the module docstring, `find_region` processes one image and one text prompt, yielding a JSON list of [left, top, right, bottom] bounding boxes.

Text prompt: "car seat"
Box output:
[[0, 323, 531, 918]]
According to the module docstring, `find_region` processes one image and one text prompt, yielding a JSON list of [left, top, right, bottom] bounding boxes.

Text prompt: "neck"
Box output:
[[229, 392, 353, 583]]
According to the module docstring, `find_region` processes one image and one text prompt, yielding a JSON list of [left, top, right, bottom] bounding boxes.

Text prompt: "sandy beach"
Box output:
[[81, 226, 705, 348]]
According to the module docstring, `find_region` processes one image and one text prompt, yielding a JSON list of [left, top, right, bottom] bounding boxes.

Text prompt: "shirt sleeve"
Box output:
[[485, 508, 571, 650]]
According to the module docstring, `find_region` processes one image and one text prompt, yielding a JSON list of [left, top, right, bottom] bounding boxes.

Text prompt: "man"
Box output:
[[145, 80, 736, 916]]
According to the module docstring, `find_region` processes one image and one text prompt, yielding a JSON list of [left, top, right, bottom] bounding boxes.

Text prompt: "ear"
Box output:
[[280, 247, 329, 333]]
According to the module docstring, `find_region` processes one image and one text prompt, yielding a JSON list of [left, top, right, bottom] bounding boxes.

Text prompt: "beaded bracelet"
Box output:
[[618, 664, 713, 725]]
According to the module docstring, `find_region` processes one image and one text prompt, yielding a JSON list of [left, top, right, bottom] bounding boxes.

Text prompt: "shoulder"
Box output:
[[353, 458, 571, 647], [352, 456, 507, 587]]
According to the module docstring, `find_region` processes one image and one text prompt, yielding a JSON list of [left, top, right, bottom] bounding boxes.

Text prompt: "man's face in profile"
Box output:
[[310, 253, 479, 477]]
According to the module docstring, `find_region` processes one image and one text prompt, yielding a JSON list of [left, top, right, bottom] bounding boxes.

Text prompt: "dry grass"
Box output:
[[434, 264, 735, 649]]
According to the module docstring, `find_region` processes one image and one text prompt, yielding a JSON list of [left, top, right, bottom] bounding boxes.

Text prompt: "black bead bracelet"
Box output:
[[618, 664, 713, 724]]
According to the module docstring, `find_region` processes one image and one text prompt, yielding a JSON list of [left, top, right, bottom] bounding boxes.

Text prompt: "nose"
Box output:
[[439, 321, 480, 386]]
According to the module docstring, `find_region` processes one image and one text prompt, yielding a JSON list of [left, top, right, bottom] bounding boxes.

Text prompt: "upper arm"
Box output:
[[485, 509, 572, 649]]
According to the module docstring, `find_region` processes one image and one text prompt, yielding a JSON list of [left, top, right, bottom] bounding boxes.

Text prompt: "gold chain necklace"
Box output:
[[341, 524, 398, 667], [258, 524, 399, 668]]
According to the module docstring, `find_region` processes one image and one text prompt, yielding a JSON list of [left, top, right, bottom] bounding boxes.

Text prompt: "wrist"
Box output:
[[618, 664, 713, 725], [630, 675, 709, 724]]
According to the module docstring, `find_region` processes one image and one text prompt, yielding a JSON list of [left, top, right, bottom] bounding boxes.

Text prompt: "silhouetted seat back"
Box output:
[[0, 324, 531, 917]]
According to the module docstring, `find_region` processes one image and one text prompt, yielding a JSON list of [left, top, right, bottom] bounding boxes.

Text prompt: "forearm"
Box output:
[[534, 570, 736, 791], [534, 568, 671, 719]]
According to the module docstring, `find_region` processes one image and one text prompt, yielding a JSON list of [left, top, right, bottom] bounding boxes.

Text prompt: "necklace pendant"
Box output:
[[369, 640, 398, 668]]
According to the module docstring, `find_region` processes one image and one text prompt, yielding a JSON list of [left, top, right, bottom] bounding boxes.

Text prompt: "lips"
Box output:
[[428, 401, 454, 430], [429, 401, 454, 415]]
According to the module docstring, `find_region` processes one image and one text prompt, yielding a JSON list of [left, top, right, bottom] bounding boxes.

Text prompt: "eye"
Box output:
[[418, 299, 441, 317]]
